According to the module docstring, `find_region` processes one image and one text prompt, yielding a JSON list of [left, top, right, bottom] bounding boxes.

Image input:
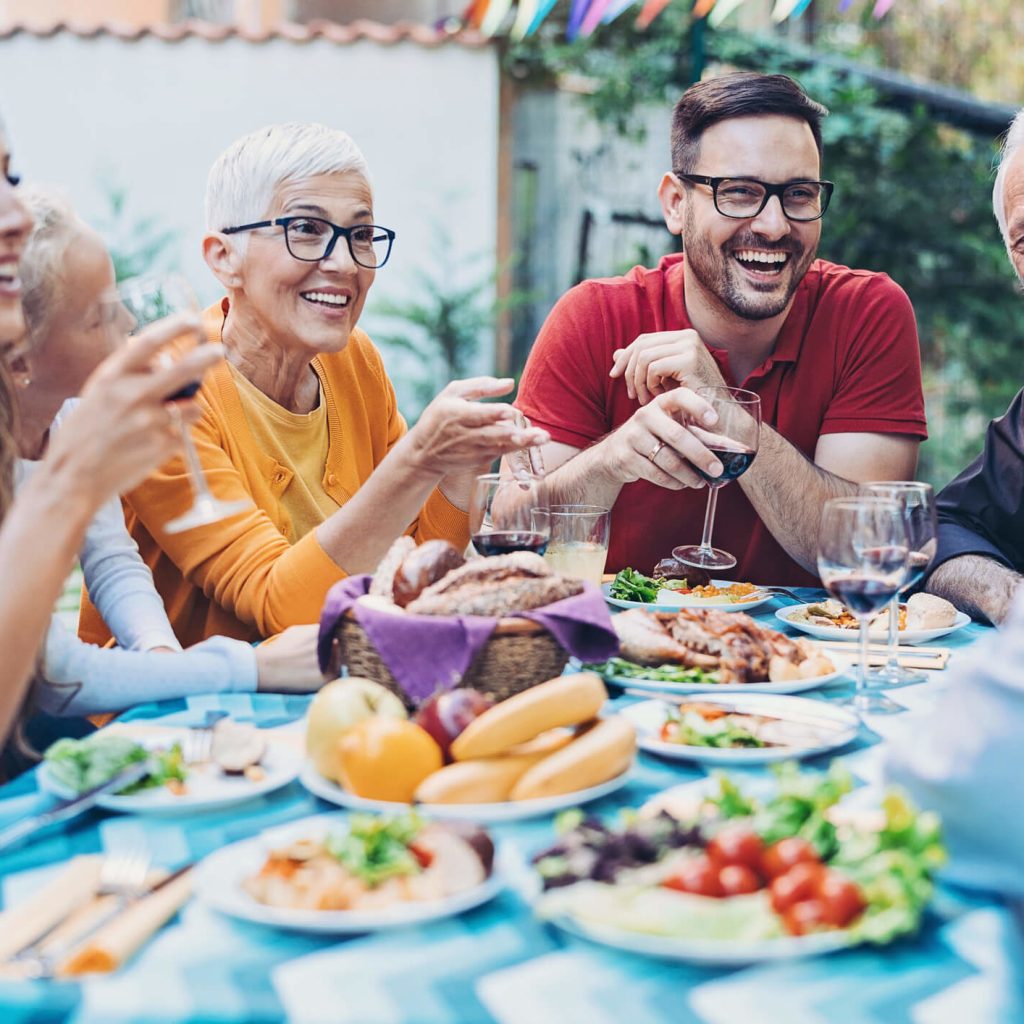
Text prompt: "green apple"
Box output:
[[306, 677, 408, 782]]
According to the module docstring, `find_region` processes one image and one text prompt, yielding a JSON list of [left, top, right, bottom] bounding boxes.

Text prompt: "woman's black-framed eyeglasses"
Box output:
[[674, 173, 834, 222], [222, 216, 396, 268]]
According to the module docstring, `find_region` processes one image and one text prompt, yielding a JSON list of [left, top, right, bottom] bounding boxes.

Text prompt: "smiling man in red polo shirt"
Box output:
[[515, 71, 926, 586]]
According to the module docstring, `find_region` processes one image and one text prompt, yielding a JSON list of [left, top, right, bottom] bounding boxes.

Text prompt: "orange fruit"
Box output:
[[337, 718, 443, 802]]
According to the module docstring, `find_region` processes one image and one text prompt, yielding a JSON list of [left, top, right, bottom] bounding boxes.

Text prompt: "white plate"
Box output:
[[602, 652, 851, 697], [299, 761, 631, 823], [547, 912, 852, 965], [619, 695, 859, 765], [602, 580, 773, 614], [775, 604, 972, 645], [195, 813, 502, 934], [38, 733, 303, 815]]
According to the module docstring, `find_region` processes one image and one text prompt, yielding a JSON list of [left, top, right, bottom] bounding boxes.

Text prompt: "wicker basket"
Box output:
[[327, 611, 570, 708]]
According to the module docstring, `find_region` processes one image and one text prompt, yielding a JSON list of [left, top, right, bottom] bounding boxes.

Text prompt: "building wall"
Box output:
[[0, 29, 500, 402]]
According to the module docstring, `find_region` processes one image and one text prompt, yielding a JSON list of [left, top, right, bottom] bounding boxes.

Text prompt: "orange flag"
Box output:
[[463, 0, 490, 28], [692, 0, 717, 16], [636, 0, 676, 29]]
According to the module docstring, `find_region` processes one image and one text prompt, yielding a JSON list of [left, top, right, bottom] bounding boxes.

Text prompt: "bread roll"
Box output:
[[392, 540, 465, 608], [369, 536, 417, 600], [906, 592, 958, 630]]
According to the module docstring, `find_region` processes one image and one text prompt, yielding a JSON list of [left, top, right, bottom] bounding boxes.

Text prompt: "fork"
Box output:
[[183, 709, 228, 765], [17, 849, 151, 978]]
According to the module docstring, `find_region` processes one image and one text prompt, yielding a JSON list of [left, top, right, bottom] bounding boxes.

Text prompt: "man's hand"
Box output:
[[609, 329, 726, 405], [599, 388, 724, 490]]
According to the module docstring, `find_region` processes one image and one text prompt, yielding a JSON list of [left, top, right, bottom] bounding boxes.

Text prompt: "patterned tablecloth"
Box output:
[[0, 596, 1022, 1024]]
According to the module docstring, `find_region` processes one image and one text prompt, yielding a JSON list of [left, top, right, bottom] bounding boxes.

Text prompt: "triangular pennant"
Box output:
[[836, 0, 856, 11], [463, 0, 490, 28], [511, 0, 540, 38], [480, 0, 515, 36], [771, 0, 804, 22], [707, 0, 748, 26], [567, 0, 592, 38], [636, 0, 675, 29], [526, 0, 562, 35], [692, 0, 718, 19], [603, 0, 638, 22], [775, 0, 813, 18], [580, 0, 615, 34], [871, 0, 895, 16]]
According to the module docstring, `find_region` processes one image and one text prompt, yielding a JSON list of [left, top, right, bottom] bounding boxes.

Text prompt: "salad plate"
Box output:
[[619, 695, 860, 765], [300, 761, 631, 823], [602, 579, 773, 614], [600, 652, 852, 697], [775, 605, 971, 645], [195, 812, 503, 934], [38, 729, 303, 815]]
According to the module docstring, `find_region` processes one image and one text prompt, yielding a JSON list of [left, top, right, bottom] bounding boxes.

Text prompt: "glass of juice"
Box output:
[[544, 505, 611, 586]]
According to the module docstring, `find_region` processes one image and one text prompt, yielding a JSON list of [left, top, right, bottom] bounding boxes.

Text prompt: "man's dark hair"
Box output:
[[670, 72, 829, 173]]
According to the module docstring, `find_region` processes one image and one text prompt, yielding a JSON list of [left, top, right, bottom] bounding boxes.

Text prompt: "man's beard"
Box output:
[[683, 205, 817, 322]]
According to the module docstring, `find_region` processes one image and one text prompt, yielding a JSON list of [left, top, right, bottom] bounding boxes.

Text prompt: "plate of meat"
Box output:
[[598, 608, 850, 695]]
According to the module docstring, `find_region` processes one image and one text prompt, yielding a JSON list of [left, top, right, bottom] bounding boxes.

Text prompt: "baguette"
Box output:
[[509, 716, 636, 801], [414, 729, 574, 804], [450, 673, 608, 760]]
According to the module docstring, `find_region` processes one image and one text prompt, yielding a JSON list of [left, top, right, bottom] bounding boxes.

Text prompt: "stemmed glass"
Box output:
[[864, 482, 937, 688], [673, 386, 761, 571], [469, 471, 550, 556], [118, 273, 250, 534], [817, 496, 910, 715]]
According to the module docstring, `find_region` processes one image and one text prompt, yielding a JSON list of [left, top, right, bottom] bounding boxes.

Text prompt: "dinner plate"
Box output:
[[618, 694, 860, 765], [299, 761, 631, 823], [775, 604, 972, 645], [602, 580, 773, 614], [601, 652, 852, 697], [545, 911, 853, 966], [38, 732, 303, 815], [194, 813, 503, 934]]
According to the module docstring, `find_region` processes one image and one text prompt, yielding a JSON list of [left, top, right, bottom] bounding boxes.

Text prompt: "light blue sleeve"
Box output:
[[885, 593, 1024, 898], [53, 398, 181, 652], [35, 617, 258, 717]]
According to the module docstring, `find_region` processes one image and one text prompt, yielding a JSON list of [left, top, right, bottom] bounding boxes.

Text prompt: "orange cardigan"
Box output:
[[79, 305, 468, 649]]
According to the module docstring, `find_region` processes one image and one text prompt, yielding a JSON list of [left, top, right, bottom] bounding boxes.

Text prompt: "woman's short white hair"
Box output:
[[205, 122, 371, 239], [17, 185, 84, 346], [993, 109, 1024, 248]]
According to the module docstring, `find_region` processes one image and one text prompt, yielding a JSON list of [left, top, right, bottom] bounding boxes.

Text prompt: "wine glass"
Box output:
[[817, 496, 910, 715], [118, 273, 250, 534], [863, 482, 937, 688], [469, 471, 550, 556], [673, 386, 761, 572]]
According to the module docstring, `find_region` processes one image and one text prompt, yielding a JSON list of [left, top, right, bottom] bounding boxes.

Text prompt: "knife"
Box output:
[[0, 760, 153, 853]]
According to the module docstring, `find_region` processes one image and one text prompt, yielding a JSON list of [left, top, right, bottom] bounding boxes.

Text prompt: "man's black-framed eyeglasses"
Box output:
[[674, 174, 834, 222], [222, 216, 396, 268]]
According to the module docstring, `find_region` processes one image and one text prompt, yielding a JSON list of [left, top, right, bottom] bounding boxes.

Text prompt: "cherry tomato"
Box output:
[[782, 898, 830, 936], [761, 837, 820, 880], [707, 827, 765, 874], [717, 864, 762, 896], [660, 722, 680, 743], [769, 861, 826, 914], [661, 856, 724, 898], [817, 872, 867, 928]]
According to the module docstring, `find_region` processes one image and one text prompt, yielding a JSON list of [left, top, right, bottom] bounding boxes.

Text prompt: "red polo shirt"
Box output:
[[515, 254, 927, 586]]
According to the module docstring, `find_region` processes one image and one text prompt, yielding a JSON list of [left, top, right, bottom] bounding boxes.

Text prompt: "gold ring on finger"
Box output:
[[647, 440, 667, 464]]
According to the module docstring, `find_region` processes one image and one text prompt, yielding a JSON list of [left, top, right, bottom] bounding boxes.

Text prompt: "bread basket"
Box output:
[[326, 611, 570, 708]]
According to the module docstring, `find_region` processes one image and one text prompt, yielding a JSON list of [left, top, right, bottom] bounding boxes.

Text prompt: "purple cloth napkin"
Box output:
[[318, 575, 619, 705]]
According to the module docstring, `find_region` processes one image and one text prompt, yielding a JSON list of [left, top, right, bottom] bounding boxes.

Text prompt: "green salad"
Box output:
[[44, 734, 187, 795], [326, 812, 425, 886], [608, 568, 689, 603], [594, 656, 721, 686], [663, 708, 765, 748]]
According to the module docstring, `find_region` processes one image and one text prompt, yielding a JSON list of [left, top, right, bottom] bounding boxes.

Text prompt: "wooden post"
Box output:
[[495, 51, 516, 377]]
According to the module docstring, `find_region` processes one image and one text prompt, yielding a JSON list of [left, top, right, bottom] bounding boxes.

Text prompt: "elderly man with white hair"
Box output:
[[922, 109, 1024, 626], [80, 122, 548, 650], [885, 110, 1024, 898]]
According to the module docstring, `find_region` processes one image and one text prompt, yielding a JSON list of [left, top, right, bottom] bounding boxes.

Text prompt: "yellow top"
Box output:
[[228, 363, 338, 542], [79, 298, 469, 648]]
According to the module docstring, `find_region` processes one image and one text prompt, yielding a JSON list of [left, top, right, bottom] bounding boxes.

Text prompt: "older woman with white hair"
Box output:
[[81, 122, 546, 649], [10, 185, 322, 724]]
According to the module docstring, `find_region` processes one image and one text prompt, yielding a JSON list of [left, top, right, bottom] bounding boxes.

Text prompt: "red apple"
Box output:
[[415, 689, 494, 761]]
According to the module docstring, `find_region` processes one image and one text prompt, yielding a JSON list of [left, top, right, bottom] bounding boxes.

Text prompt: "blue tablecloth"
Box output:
[[1, 597, 1022, 1023]]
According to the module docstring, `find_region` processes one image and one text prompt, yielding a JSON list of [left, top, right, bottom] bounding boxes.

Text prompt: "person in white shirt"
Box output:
[[10, 185, 322, 718]]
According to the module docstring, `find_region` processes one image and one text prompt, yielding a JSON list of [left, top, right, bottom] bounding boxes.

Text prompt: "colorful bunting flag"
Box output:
[[691, 0, 718, 19], [636, 0, 676, 29], [462, 0, 490, 29], [602, 0, 639, 22], [567, 0, 593, 39], [480, 0, 515, 36], [836, 0, 857, 10], [510, 0, 539, 38], [580, 0, 615, 35], [524, 0, 561, 36], [707, 0, 748, 26], [872, 0, 896, 15]]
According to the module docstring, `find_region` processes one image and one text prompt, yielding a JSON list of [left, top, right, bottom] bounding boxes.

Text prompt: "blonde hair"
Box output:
[[205, 122, 370, 247]]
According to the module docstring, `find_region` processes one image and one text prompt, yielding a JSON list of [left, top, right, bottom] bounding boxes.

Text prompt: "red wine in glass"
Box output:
[[825, 576, 901, 617], [471, 531, 549, 557], [692, 445, 756, 486]]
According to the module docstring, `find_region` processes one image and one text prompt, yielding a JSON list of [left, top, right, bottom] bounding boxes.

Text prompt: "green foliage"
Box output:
[[95, 181, 178, 283], [507, 23, 1022, 487]]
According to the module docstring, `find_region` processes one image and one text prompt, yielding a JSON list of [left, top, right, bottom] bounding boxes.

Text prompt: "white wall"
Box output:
[[0, 30, 500, 402]]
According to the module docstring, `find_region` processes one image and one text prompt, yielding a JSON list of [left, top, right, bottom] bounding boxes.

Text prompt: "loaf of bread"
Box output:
[[369, 536, 417, 599], [906, 592, 958, 630], [392, 540, 465, 608]]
